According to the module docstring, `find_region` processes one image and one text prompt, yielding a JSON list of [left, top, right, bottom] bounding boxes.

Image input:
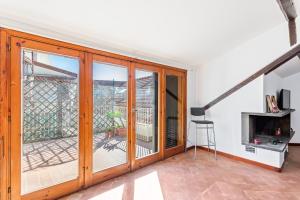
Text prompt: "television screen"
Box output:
[[279, 89, 290, 110]]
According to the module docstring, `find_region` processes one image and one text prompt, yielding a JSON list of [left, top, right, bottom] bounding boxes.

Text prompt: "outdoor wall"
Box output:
[[282, 72, 300, 143], [194, 22, 291, 167]]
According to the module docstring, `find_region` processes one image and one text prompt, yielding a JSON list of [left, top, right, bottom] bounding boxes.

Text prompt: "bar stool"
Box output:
[[189, 107, 217, 160]]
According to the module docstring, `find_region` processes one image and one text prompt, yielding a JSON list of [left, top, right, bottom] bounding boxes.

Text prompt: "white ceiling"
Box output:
[[274, 56, 300, 78], [0, 0, 285, 67]]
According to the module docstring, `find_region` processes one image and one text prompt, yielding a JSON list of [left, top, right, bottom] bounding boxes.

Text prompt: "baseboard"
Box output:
[[289, 143, 300, 146], [186, 146, 282, 172]]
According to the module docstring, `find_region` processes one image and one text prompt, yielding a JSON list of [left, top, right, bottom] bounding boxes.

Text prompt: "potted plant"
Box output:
[[105, 127, 114, 139], [116, 124, 127, 137], [106, 111, 126, 137]]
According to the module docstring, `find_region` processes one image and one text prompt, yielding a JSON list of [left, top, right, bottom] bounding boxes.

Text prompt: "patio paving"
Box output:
[[22, 134, 154, 195], [23, 134, 153, 171]]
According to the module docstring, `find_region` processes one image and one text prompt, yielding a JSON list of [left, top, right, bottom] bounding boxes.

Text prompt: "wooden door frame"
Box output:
[[9, 37, 86, 200], [85, 54, 132, 186], [163, 69, 187, 158], [0, 30, 9, 200], [131, 63, 163, 171]]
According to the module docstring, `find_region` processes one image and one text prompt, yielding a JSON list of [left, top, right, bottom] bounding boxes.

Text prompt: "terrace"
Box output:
[[21, 51, 157, 194]]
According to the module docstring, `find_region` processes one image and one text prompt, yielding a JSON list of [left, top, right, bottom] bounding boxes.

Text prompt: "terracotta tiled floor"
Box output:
[[61, 147, 300, 200]]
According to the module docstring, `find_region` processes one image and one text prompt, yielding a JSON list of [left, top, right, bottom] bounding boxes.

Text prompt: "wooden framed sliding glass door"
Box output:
[[131, 63, 162, 170], [163, 69, 186, 158], [85, 54, 131, 185], [6, 28, 186, 200], [10, 37, 85, 199]]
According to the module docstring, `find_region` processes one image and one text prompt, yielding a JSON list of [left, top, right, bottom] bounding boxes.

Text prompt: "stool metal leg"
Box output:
[[185, 121, 192, 153], [206, 124, 210, 152], [194, 125, 197, 159], [212, 124, 217, 160]]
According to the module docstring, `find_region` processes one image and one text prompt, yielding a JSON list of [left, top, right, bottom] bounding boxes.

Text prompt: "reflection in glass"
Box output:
[[165, 75, 182, 148], [92, 62, 128, 172], [21, 49, 79, 194], [135, 70, 158, 158]]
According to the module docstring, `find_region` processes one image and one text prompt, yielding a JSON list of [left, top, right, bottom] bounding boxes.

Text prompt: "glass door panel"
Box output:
[[135, 70, 159, 159], [165, 74, 183, 149], [92, 61, 128, 172], [21, 49, 80, 194]]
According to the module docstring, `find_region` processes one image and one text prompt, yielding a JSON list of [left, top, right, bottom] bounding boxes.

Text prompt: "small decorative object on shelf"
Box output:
[[266, 95, 280, 113], [254, 138, 261, 145], [275, 128, 281, 136]]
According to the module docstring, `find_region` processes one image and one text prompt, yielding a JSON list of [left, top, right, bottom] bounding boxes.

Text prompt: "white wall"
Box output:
[[186, 68, 198, 147], [197, 23, 290, 105], [194, 22, 291, 166], [282, 72, 300, 143]]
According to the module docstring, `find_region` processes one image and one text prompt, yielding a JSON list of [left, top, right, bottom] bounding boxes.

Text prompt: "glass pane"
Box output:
[[135, 70, 158, 158], [93, 62, 128, 172], [21, 49, 79, 194], [165, 75, 182, 148]]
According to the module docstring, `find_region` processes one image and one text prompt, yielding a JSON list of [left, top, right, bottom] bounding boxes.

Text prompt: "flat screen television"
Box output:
[[279, 89, 291, 110]]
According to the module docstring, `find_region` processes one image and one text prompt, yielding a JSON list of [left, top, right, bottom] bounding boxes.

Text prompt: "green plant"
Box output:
[[105, 111, 125, 135], [106, 111, 122, 119], [106, 127, 113, 132]]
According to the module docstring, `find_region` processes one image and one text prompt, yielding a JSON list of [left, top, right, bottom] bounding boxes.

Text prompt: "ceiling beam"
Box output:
[[289, 18, 297, 45], [203, 44, 300, 110], [33, 61, 78, 77], [277, 0, 297, 45], [277, 0, 297, 20]]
